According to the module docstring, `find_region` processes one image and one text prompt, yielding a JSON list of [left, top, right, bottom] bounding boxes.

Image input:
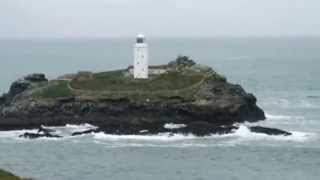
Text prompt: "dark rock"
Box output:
[[71, 129, 98, 136], [0, 95, 6, 105], [173, 121, 237, 136], [8, 73, 48, 98], [249, 126, 292, 136], [24, 73, 48, 82], [9, 80, 30, 97], [169, 56, 196, 67], [38, 126, 56, 134], [19, 126, 61, 139], [19, 132, 62, 139]]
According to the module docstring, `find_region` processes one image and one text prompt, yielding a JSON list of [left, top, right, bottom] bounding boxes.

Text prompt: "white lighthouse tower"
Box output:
[[134, 34, 149, 79]]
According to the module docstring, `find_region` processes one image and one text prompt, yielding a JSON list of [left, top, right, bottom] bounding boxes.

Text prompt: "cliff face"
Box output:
[[0, 57, 265, 135]]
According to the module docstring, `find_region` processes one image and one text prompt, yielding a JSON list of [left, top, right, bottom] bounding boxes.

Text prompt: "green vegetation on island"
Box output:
[[0, 169, 22, 180], [31, 56, 226, 102], [32, 80, 72, 99], [71, 71, 203, 91]]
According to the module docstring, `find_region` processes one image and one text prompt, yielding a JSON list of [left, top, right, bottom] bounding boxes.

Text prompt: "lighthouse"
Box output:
[[134, 34, 149, 79]]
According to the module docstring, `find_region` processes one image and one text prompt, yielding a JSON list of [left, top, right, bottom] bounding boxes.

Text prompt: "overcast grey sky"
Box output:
[[1, 0, 320, 38]]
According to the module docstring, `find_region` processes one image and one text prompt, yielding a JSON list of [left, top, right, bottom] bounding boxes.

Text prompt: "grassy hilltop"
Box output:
[[32, 56, 225, 102]]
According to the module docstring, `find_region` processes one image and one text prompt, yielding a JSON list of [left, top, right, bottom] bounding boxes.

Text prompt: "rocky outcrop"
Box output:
[[0, 95, 6, 106], [19, 132, 62, 139], [171, 121, 237, 136], [24, 74, 48, 82], [19, 126, 62, 139], [6, 73, 48, 100], [0, 58, 272, 136], [249, 126, 292, 136], [43, 125, 292, 139], [168, 55, 196, 67]]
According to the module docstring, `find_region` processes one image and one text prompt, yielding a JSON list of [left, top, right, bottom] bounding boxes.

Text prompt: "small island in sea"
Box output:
[[0, 55, 291, 138]]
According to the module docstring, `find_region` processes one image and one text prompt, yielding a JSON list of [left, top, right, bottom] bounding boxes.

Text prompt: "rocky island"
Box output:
[[0, 56, 291, 138]]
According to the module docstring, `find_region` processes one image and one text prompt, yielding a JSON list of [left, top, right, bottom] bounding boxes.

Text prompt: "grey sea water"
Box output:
[[0, 37, 319, 180]]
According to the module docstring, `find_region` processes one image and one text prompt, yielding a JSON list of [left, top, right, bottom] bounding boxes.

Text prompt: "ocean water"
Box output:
[[0, 37, 319, 180]]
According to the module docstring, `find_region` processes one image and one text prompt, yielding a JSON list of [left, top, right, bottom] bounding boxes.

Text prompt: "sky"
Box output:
[[1, 0, 320, 38]]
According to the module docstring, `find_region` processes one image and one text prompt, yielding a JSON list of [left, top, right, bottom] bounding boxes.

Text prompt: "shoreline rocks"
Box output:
[[18, 124, 292, 139], [249, 126, 292, 136]]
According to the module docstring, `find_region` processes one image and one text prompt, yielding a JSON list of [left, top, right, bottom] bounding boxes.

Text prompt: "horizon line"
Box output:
[[1, 35, 320, 41]]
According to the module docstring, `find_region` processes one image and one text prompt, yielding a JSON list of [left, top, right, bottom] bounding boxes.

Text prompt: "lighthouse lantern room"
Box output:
[[134, 34, 149, 79]]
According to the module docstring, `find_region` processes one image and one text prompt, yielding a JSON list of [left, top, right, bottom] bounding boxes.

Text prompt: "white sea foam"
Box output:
[[42, 123, 97, 136], [262, 113, 319, 126], [44, 123, 97, 131], [65, 123, 98, 132], [230, 125, 315, 142], [266, 113, 293, 120], [0, 129, 67, 141], [164, 123, 187, 129], [0, 123, 97, 140], [0, 124, 316, 145], [0, 129, 38, 139], [265, 113, 304, 120], [93, 132, 201, 142]]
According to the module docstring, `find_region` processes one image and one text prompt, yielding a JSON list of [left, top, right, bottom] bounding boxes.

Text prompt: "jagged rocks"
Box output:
[[19, 132, 62, 139], [8, 73, 48, 98], [173, 121, 237, 136], [169, 56, 196, 67], [24, 73, 48, 82], [9, 81, 31, 97], [19, 126, 62, 139], [0, 95, 6, 105], [249, 126, 292, 136]]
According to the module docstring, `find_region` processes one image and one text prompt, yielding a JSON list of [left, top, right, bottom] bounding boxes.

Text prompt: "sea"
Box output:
[[0, 37, 319, 180]]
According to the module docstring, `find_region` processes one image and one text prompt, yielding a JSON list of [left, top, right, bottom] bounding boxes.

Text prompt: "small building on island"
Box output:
[[133, 34, 149, 79], [131, 34, 199, 78]]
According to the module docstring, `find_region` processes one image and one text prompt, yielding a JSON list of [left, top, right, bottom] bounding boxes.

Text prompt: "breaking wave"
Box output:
[[92, 125, 315, 144], [265, 113, 304, 120], [93, 132, 202, 142], [0, 124, 316, 146], [0, 129, 38, 139], [231, 125, 314, 142], [0, 124, 97, 141]]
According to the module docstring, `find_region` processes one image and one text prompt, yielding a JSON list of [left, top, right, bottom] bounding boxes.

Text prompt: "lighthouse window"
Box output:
[[137, 38, 144, 43]]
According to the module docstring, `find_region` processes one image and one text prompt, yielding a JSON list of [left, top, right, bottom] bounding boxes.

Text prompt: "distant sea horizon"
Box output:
[[1, 35, 320, 40]]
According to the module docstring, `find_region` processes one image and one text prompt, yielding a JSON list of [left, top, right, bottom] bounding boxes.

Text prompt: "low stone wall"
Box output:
[[127, 66, 168, 76]]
